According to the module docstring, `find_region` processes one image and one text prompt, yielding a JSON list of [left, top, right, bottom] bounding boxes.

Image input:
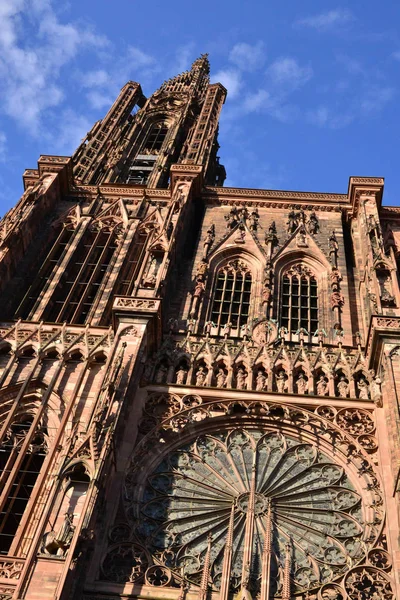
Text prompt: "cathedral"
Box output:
[[0, 54, 399, 600]]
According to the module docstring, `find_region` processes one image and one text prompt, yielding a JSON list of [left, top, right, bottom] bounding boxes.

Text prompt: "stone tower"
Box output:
[[0, 56, 399, 600]]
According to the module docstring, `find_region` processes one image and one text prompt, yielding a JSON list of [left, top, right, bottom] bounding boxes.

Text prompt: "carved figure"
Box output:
[[287, 210, 298, 233], [256, 370, 267, 392], [167, 318, 178, 333], [235, 224, 246, 243], [337, 375, 349, 398], [196, 259, 208, 280], [216, 368, 227, 388], [331, 291, 345, 309], [195, 366, 207, 387], [249, 209, 259, 231], [276, 370, 287, 393], [296, 372, 308, 394], [176, 367, 188, 385], [357, 377, 369, 400], [316, 375, 328, 396], [241, 323, 251, 339], [369, 370, 382, 406], [203, 225, 215, 256], [225, 207, 238, 229], [262, 286, 272, 305], [204, 321, 214, 336], [193, 281, 205, 298], [45, 513, 75, 556], [308, 211, 319, 234], [236, 367, 247, 390], [296, 226, 308, 247], [155, 364, 168, 384], [329, 231, 338, 251], [330, 267, 342, 288], [222, 322, 232, 338]]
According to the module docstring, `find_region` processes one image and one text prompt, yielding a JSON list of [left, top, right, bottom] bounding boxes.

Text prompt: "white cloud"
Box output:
[[267, 57, 313, 89], [80, 69, 110, 89], [296, 9, 354, 31], [0, 132, 7, 162], [0, 0, 110, 134], [307, 106, 354, 128], [213, 69, 242, 98], [360, 87, 395, 114], [53, 109, 93, 154], [229, 41, 265, 71], [243, 89, 272, 113], [127, 46, 156, 68]]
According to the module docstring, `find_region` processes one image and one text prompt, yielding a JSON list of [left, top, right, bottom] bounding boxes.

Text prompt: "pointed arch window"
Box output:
[[280, 264, 318, 335], [0, 417, 47, 554], [44, 220, 122, 324], [142, 122, 169, 154], [210, 260, 252, 335]]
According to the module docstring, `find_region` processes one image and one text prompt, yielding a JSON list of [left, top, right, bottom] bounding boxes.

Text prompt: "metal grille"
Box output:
[[281, 268, 318, 335], [210, 261, 252, 334]]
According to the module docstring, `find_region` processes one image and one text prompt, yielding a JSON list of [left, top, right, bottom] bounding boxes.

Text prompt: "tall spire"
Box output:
[[157, 53, 210, 100]]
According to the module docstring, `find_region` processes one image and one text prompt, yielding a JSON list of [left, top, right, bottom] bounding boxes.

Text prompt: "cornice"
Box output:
[[203, 186, 349, 210]]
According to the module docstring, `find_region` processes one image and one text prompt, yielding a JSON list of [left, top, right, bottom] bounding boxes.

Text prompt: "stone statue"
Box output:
[[45, 513, 75, 556], [203, 225, 215, 257], [225, 207, 238, 229], [262, 285, 272, 305], [241, 323, 251, 339], [296, 372, 308, 394], [236, 367, 247, 390], [256, 370, 267, 392], [176, 367, 188, 385], [287, 210, 298, 233], [155, 364, 167, 384], [222, 322, 232, 338], [337, 375, 349, 398], [204, 321, 214, 336], [316, 375, 328, 396], [308, 211, 319, 234], [195, 366, 207, 387], [216, 368, 227, 388], [249, 209, 259, 231], [276, 371, 287, 393], [196, 259, 208, 280], [331, 291, 345, 309], [370, 370, 382, 407], [193, 280, 205, 298], [357, 377, 370, 400]]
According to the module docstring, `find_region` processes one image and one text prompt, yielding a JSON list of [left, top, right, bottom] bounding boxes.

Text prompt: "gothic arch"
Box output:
[[273, 251, 331, 337], [201, 249, 262, 336]]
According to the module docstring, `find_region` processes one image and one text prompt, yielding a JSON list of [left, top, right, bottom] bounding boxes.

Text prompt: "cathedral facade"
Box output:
[[0, 55, 399, 600]]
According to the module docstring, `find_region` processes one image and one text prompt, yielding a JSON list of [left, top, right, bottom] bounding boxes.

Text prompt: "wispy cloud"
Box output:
[[266, 57, 313, 89], [229, 41, 266, 71], [0, 0, 109, 135], [295, 9, 354, 31], [307, 106, 354, 129], [213, 69, 242, 98], [0, 132, 7, 162]]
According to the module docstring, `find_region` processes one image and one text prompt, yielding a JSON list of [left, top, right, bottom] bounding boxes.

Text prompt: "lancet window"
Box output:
[[210, 260, 252, 334], [0, 417, 47, 554], [44, 221, 121, 324], [280, 264, 318, 334], [17, 224, 75, 319], [142, 122, 169, 154]]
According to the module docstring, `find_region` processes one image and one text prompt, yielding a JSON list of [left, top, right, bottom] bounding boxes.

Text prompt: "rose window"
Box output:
[[133, 428, 367, 596]]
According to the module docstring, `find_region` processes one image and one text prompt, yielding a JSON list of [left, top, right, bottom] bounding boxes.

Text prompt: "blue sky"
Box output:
[[1, 0, 400, 214]]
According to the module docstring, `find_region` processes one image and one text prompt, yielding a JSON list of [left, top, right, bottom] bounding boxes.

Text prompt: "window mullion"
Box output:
[[57, 229, 102, 322], [71, 230, 113, 323], [219, 271, 228, 333], [288, 276, 293, 335], [229, 270, 236, 328]]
